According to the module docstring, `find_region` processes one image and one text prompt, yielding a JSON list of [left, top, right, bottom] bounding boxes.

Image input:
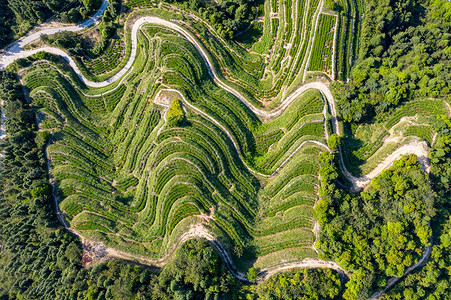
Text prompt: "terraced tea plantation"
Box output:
[[4, 0, 451, 297], [18, 10, 334, 269], [341, 99, 449, 176], [308, 13, 336, 75], [82, 39, 126, 76]]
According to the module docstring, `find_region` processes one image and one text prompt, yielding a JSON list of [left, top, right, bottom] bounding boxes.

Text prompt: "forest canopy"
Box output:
[[165, 0, 256, 39], [0, 71, 341, 299], [315, 152, 435, 299], [0, 0, 102, 48], [332, 0, 451, 124], [1, 0, 451, 298]]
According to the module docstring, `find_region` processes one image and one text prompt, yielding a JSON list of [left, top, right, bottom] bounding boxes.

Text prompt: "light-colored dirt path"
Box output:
[[259, 258, 347, 281], [331, 13, 339, 80], [155, 88, 330, 178], [0, 0, 108, 67], [365, 141, 430, 180], [1, 6, 435, 292], [81, 221, 347, 283], [339, 140, 430, 191]]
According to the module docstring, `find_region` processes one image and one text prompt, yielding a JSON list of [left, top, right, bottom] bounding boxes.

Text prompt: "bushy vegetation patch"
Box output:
[[246, 268, 343, 299], [383, 116, 451, 299], [0, 0, 102, 48], [316, 152, 435, 299], [166, 98, 185, 127], [333, 0, 451, 124]]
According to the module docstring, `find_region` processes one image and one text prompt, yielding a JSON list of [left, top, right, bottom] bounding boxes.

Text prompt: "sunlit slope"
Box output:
[[21, 25, 330, 268]]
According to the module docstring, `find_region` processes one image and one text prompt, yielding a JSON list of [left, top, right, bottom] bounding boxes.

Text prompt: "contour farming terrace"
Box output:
[[0, 0, 443, 296]]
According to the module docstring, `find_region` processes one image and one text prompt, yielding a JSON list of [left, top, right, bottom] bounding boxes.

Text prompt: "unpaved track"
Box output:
[[370, 241, 432, 299], [1, 4, 434, 290], [259, 258, 347, 281], [331, 13, 339, 80], [155, 88, 331, 178], [0, 0, 108, 68], [364, 141, 430, 181], [0, 1, 429, 188]]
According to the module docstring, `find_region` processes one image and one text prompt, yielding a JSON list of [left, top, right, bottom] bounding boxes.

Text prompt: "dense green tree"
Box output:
[[0, 0, 102, 48], [167, 99, 186, 127], [328, 134, 340, 151], [332, 0, 451, 124], [324, 0, 337, 11], [248, 268, 342, 299], [156, 239, 240, 299], [247, 267, 258, 283], [165, 0, 255, 39], [315, 153, 435, 299], [31, 184, 51, 198], [381, 115, 451, 299]]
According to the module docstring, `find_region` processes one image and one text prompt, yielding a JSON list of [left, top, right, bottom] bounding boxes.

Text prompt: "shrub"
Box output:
[[64, 241, 82, 264], [328, 133, 340, 150], [324, 0, 337, 10], [31, 184, 52, 199], [166, 99, 185, 127], [247, 267, 258, 283], [34, 51, 48, 60]]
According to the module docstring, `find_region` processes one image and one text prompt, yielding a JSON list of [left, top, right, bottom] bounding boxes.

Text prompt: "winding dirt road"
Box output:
[[155, 88, 331, 178], [0, 3, 434, 293], [370, 240, 432, 299], [0, 0, 108, 68], [0, 0, 431, 188]]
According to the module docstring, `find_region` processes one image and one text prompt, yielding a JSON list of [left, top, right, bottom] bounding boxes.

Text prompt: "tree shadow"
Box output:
[[113, 194, 134, 206], [341, 122, 365, 177]]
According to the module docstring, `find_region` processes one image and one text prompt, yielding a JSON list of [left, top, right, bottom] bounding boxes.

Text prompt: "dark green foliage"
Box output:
[[328, 134, 340, 151], [96, 0, 121, 42], [41, 31, 80, 53], [250, 268, 343, 299], [34, 51, 49, 61], [155, 239, 241, 299], [64, 241, 83, 263], [234, 21, 263, 48], [0, 71, 45, 195], [166, 98, 186, 127], [333, 0, 451, 124], [39, 0, 121, 58], [31, 184, 52, 198], [382, 219, 451, 299], [384, 219, 451, 299], [0, 0, 101, 48], [4, 1, 451, 297], [0, 70, 81, 297], [315, 152, 436, 299], [324, 0, 337, 11], [381, 115, 451, 299], [163, 0, 256, 39], [0, 70, 242, 299], [84, 0, 122, 56], [0, 1, 15, 47], [247, 267, 258, 283]]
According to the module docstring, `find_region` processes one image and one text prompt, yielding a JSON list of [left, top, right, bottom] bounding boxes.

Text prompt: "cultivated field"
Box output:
[[18, 16, 334, 269]]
